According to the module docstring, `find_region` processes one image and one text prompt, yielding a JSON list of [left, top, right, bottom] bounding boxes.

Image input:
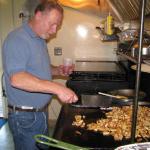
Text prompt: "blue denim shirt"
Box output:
[[2, 23, 52, 108]]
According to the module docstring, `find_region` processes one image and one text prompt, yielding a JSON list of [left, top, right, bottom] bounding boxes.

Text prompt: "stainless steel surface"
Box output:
[[81, 94, 112, 107], [71, 94, 150, 108], [74, 61, 122, 72], [131, 43, 150, 57], [58, 0, 150, 22], [110, 89, 146, 100], [106, 0, 150, 22], [24, 0, 150, 22], [115, 142, 150, 150], [71, 94, 112, 108], [131, 47, 150, 57], [72, 93, 149, 109]]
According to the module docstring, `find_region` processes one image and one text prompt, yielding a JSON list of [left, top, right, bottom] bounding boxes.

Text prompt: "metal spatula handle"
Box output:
[[98, 92, 128, 100], [98, 92, 119, 98]]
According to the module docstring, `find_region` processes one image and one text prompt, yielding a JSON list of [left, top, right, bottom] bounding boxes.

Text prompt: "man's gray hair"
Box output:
[[35, 0, 63, 14]]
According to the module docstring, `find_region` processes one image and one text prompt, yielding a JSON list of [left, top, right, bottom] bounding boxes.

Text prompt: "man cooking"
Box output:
[[2, 1, 78, 150]]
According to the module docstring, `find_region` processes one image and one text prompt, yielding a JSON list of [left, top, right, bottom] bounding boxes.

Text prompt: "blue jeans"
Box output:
[[8, 111, 48, 150]]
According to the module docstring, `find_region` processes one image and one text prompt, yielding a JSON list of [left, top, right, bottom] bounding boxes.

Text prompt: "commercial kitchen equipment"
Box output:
[[52, 103, 150, 150], [67, 61, 130, 97], [55, 0, 149, 148], [116, 0, 149, 143], [52, 1, 149, 148]]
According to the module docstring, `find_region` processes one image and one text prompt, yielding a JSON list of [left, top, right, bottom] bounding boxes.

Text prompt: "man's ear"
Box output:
[[35, 11, 43, 20]]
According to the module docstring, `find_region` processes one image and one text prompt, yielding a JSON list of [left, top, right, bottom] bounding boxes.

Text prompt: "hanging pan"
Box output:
[[71, 94, 113, 109]]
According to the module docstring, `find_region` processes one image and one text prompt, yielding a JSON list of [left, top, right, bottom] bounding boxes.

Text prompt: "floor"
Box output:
[[0, 122, 14, 150], [0, 120, 56, 150]]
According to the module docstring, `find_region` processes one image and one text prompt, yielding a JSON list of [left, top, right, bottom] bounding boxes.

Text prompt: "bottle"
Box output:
[[106, 12, 114, 35]]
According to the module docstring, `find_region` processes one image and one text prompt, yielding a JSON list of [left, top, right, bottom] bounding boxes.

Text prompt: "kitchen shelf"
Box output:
[[117, 0, 147, 141], [96, 27, 119, 42], [117, 51, 137, 63], [117, 29, 138, 42], [117, 51, 150, 64]]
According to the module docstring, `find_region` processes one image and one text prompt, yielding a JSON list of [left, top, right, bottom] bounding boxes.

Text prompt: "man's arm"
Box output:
[[10, 71, 78, 103]]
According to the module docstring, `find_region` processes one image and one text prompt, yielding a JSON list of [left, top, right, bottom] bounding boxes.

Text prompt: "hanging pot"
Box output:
[[131, 43, 150, 57]]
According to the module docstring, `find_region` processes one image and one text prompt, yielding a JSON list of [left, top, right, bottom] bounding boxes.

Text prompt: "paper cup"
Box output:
[[63, 58, 73, 66], [63, 58, 73, 74]]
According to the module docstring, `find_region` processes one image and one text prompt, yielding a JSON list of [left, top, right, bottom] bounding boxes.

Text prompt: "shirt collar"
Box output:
[[23, 22, 38, 38]]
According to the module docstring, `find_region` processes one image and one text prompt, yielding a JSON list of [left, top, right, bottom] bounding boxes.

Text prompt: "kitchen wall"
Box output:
[[0, 0, 14, 70], [0, 0, 16, 117], [0, 0, 118, 120], [48, 7, 117, 66]]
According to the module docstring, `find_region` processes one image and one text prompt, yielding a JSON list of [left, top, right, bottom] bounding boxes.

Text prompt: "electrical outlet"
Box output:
[[54, 47, 62, 56]]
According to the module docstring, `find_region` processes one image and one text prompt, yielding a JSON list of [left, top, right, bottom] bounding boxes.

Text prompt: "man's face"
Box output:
[[38, 9, 63, 39]]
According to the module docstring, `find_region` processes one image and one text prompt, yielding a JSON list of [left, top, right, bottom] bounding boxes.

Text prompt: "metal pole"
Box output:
[[131, 0, 146, 143]]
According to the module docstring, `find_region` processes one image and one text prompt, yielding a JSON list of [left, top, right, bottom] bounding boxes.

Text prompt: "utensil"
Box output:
[[115, 142, 150, 150], [71, 94, 112, 108], [34, 134, 89, 150], [98, 91, 128, 99], [131, 43, 150, 57], [109, 89, 146, 101]]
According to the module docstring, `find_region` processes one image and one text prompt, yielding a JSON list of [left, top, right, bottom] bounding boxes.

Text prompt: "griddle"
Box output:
[[74, 61, 123, 73], [53, 105, 128, 150], [52, 102, 150, 150], [70, 61, 126, 81]]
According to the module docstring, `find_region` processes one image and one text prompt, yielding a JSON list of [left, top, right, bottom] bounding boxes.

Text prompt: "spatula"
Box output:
[[98, 92, 127, 99]]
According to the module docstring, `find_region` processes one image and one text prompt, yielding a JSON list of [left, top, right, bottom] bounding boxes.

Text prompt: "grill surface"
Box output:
[[67, 61, 129, 96], [53, 104, 132, 149], [70, 61, 127, 81]]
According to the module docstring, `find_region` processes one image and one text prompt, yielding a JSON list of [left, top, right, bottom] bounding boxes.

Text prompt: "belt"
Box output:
[[8, 105, 48, 112]]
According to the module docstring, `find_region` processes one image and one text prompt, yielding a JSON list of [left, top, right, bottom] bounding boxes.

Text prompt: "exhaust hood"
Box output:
[[106, 0, 150, 22], [22, 0, 150, 23], [58, 0, 150, 22], [58, 0, 113, 18]]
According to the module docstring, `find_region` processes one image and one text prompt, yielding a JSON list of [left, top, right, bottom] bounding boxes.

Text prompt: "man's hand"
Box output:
[[54, 82, 78, 103], [52, 64, 75, 77]]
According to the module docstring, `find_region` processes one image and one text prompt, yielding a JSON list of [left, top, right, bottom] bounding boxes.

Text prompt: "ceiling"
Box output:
[[58, 0, 150, 22]]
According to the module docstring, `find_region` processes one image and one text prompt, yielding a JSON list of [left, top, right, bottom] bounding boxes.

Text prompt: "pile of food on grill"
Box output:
[[72, 106, 150, 141]]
